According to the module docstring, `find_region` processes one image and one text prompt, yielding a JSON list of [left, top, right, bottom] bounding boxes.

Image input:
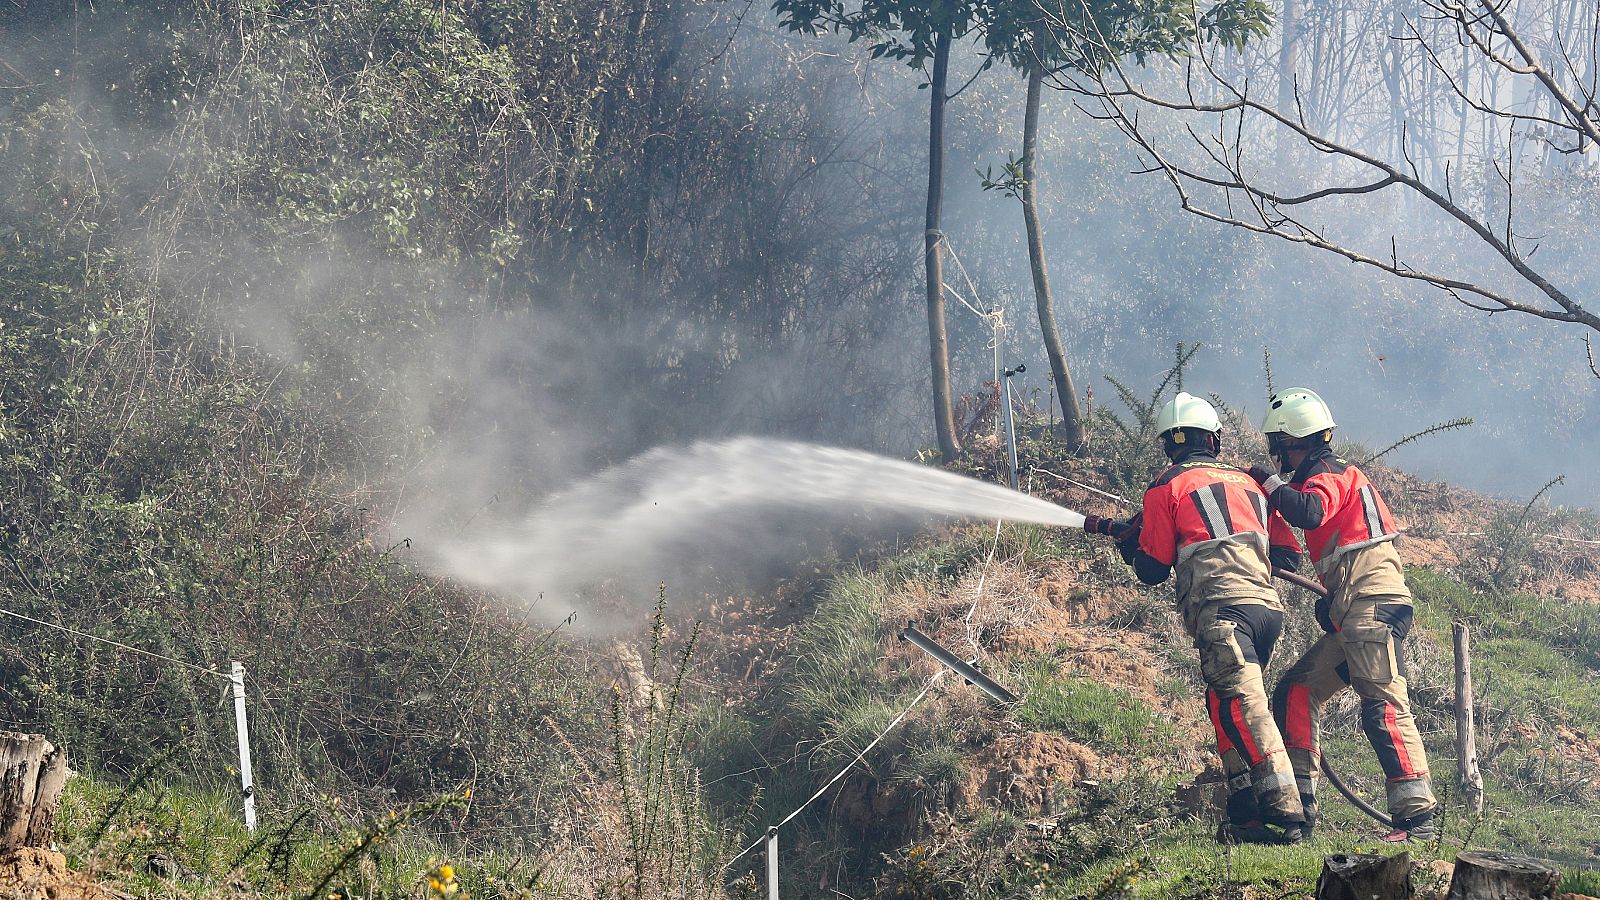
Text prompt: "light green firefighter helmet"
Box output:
[[1263, 387, 1336, 438]]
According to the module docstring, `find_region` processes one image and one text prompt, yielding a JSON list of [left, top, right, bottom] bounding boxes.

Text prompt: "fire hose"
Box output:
[[1081, 517, 1393, 828]]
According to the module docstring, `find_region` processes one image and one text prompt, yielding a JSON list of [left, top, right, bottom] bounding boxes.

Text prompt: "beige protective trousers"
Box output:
[[1271, 592, 1437, 823], [1193, 600, 1304, 827]]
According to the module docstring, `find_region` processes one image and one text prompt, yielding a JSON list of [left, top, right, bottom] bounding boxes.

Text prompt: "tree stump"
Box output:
[[0, 733, 68, 849], [1445, 852, 1560, 899], [1317, 851, 1413, 900]]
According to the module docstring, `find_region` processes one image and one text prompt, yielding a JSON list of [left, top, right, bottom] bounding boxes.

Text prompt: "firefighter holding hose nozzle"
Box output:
[[1085, 392, 1308, 845], [1250, 388, 1438, 843]]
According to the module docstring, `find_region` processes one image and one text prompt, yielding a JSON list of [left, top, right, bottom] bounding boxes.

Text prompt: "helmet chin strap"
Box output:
[[1164, 429, 1221, 460]]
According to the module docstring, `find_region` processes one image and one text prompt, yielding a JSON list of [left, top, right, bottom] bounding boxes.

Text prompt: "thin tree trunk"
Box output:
[[1278, 0, 1301, 116], [925, 27, 960, 463], [1021, 64, 1084, 450]]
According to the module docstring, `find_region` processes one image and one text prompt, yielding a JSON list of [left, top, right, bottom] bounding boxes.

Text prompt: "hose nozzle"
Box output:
[[1083, 515, 1136, 541]]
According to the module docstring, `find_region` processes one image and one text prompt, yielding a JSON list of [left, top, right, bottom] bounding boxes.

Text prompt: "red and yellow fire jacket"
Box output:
[[1259, 448, 1399, 572], [1130, 450, 1301, 632], [1259, 447, 1410, 607]]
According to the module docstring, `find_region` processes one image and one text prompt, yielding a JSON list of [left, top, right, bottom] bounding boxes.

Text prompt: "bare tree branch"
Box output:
[[1033, 0, 1600, 336], [1473, 0, 1600, 146]]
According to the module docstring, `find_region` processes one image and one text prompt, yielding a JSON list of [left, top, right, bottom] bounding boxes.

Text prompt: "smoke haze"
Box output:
[[7, 0, 1597, 631]]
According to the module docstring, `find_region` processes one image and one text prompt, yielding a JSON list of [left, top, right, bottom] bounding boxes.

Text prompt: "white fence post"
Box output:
[[229, 661, 257, 832], [764, 826, 779, 900]]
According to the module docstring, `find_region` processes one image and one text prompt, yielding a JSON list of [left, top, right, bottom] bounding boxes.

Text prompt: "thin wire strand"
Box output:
[[940, 236, 1008, 389], [1441, 531, 1600, 547], [962, 519, 1006, 661], [722, 670, 947, 873], [1031, 468, 1134, 505], [0, 606, 228, 678]]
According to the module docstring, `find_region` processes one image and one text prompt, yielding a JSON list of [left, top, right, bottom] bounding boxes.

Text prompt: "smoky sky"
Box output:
[[9, 0, 1596, 562]]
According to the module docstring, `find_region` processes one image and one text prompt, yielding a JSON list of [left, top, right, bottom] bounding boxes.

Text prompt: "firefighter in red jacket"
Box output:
[[1250, 388, 1438, 842], [1087, 392, 1307, 844]]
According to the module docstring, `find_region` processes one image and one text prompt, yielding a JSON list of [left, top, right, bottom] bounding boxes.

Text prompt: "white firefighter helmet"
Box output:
[[1263, 387, 1336, 438], [1155, 391, 1221, 439]]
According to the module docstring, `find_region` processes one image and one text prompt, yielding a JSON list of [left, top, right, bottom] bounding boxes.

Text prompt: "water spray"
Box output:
[[430, 437, 1086, 627]]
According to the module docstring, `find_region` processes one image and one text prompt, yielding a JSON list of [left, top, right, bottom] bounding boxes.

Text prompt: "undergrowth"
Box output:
[[1012, 656, 1173, 753]]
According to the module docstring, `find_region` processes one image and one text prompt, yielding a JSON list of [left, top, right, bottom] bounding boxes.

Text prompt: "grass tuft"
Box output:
[[1012, 656, 1174, 752]]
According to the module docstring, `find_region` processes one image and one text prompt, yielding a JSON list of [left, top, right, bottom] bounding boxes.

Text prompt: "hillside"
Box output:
[[684, 428, 1600, 898], [6, 413, 1599, 899]]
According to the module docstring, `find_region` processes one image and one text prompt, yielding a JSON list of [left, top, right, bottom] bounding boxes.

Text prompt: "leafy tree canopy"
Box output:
[[987, 0, 1273, 73]]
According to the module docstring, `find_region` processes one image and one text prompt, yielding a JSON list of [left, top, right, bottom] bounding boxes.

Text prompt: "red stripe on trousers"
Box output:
[[1207, 690, 1235, 754], [1384, 703, 1417, 776], [1284, 683, 1314, 750], [1230, 697, 1264, 765]]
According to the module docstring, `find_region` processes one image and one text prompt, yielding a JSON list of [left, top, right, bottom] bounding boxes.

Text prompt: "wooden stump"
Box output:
[[1317, 851, 1413, 900], [1445, 852, 1560, 899], [0, 733, 68, 849]]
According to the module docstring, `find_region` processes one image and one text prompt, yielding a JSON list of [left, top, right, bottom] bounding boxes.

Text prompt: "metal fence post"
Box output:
[[1002, 364, 1024, 490]]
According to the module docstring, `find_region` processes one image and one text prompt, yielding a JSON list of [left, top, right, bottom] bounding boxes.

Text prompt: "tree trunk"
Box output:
[[0, 733, 67, 849], [1453, 622, 1485, 814], [1382, 8, 1406, 160], [1021, 63, 1084, 451], [925, 26, 960, 463], [1446, 852, 1560, 899], [1278, 0, 1301, 116], [1316, 852, 1412, 900]]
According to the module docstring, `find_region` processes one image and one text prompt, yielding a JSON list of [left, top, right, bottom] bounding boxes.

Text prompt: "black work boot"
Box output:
[[1220, 820, 1303, 845], [1381, 811, 1438, 843], [1280, 791, 1318, 839], [1219, 820, 1276, 845], [1286, 795, 1317, 842], [1261, 814, 1308, 845]]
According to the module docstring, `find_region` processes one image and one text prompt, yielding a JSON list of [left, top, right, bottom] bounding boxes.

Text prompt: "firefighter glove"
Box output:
[[1314, 594, 1335, 633], [1248, 465, 1289, 493]]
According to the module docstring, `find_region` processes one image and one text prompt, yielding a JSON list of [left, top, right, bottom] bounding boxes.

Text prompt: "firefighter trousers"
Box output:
[[1271, 594, 1436, 823], [1194, 601, 1304, 827]]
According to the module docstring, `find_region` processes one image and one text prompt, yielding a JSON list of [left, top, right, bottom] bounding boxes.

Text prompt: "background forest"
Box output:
[[3, 0, 1600, 896]]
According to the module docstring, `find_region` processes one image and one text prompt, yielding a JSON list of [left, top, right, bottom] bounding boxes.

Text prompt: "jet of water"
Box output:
[[429, 436, 1087, 626]]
